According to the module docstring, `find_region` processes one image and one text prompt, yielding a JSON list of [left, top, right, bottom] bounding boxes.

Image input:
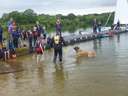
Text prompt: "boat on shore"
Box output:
[[63, 28, 128, 45]]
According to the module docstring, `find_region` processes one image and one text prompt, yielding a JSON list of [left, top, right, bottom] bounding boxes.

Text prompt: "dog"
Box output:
[[74, 46, 96, 58]]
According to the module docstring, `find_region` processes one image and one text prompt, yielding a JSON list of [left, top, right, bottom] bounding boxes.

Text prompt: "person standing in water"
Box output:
[[52, 33, 65, 64], [35, 35, 46, 63], [97, 21, 102, 33], [116, 20, 120, 30], [0, 23, 3, 43], [92, 18, 98, 34], [28, 30, 33, 53]]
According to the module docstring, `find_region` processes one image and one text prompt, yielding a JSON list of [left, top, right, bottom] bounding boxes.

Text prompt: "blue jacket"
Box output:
[[12, 31, 20, 39], [36, 25, 44, 34]]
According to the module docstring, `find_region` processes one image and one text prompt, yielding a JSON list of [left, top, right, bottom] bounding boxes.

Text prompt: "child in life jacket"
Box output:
[[35, 35, 46, 63], [35, 35, 46, 55]]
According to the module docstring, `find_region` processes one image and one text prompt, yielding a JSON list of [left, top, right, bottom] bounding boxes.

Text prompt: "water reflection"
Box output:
[[117, 34, 120, 43], [53, 64, 65, 95], [93, 39, 102, 52], [0, 60, 23, 74], [1, 33, 128, 96]]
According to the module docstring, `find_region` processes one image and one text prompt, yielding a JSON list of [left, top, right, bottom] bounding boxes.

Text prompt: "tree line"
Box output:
[[0, 9, 114, 32]]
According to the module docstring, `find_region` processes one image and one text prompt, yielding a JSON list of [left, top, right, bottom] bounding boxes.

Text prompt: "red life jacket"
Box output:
[[36, 40, 44, 53], [33, 31, 38, 37]]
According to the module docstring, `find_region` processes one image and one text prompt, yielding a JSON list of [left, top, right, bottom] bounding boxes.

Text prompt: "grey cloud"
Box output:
[[0, 0, 117, 16]]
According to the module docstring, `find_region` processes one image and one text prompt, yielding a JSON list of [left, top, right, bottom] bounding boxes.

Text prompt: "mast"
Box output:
[[114, 0, 128, 24]]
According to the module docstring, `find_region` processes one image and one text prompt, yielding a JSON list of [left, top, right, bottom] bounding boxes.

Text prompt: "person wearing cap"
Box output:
[[52, 33, 65, 63]]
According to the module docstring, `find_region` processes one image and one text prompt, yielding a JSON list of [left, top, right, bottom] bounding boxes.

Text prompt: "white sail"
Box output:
[[114, 0, 128, 24]]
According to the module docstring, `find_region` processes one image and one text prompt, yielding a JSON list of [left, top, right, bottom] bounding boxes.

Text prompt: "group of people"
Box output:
[[0, 17, 66, 63], [92, 18, 102, 34]]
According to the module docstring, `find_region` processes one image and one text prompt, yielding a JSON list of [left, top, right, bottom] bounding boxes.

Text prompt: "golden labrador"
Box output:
[[74, 46, 96, 58]]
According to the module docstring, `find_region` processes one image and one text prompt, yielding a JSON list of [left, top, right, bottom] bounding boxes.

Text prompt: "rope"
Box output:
[[104, 13, 113, 27]]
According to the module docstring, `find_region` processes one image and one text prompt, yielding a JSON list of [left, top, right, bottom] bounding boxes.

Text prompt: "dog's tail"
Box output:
[[88, 51, 96, 57]]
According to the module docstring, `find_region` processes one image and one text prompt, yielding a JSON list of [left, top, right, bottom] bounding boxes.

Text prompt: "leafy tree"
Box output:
[[0, 9, 114, 33]]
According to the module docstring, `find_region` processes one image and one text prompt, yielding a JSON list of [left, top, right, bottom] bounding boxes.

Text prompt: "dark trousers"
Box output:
[[13, 38, 18, 48], [56, 29, 62, 36], [29, 38, 33, 53], [98, 27, 101, 33], [93, 27, 97, 34], [0, 34, 2, 43], [0, 50, 2, 59], [34, 36, 37, 46], [53, 48, 62, 63]]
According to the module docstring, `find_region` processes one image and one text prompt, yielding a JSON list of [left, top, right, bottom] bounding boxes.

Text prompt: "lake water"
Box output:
[[0, 32, 128, 96]]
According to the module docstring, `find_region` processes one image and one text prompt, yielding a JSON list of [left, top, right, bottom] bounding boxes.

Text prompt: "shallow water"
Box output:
[[1, 33, 128, 96]]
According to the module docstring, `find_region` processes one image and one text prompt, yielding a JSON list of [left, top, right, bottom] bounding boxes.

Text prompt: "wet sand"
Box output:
[[0, 33, 128, 96]]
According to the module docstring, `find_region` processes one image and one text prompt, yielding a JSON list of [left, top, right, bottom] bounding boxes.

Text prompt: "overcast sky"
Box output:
[[0, 0, 117, 17]]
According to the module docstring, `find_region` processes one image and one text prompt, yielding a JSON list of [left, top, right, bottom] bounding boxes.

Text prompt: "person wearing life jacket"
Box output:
[[35, 35, 46, 55], [52, 33, 65, 63], [35, 35, 46, 63]]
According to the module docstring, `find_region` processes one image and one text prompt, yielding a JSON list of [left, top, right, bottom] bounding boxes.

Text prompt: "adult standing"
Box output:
[[97, 21, 102, 33], [92, 18, 98, 34], [35, 21, 44, 37], [35, 35, 46, 63], [12, 28, 20, 48], [7, 18, 13, 33], [52, 33, 65, 63], [28, 30, 33, 53], [0, 23, 3, 43], [55, 18, 62, 36], [7, 38, 16, 59], [116, 20, 120, 30]]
